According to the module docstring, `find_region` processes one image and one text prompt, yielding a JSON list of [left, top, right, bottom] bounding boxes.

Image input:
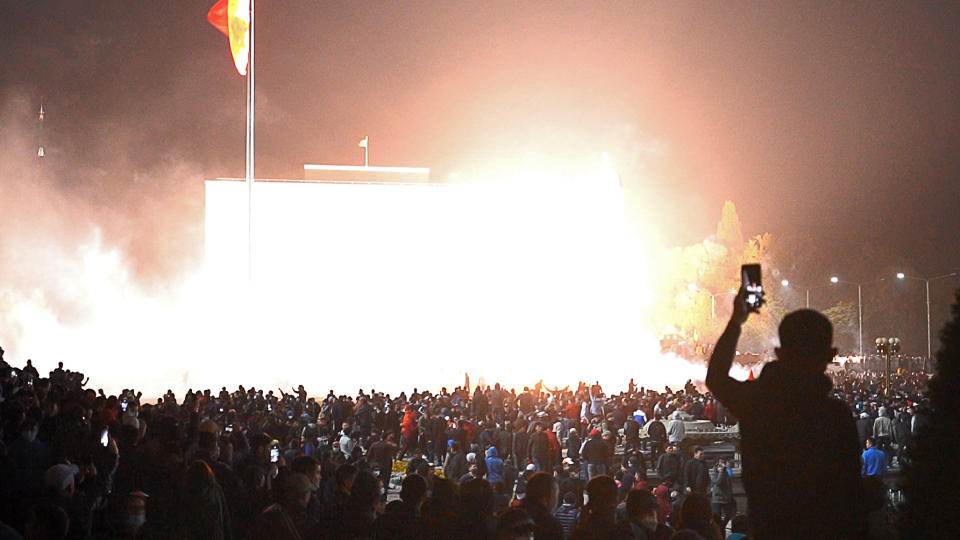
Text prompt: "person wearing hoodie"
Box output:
[[872, 406, 894, 463], [485, 446, 505, 487], [706, 290, 866, 538], [666, 411, 685, 448]]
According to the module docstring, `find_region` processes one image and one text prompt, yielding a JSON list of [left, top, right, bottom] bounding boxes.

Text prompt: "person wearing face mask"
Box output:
[[8, 418, 53, 497], [624, 489, 673, 540], [102, 490, 151, 539]]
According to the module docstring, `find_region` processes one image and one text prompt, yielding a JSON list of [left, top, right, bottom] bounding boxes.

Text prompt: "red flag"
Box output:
[[206, 0, 229, 35], [748, 369, 755, 381], [207, 0, 250, 75]]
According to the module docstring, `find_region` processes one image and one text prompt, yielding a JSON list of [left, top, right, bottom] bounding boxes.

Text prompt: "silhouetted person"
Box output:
[[706, 290, 866, 539], [373, 473, 426, 540], [516, 472, 562, 539], [569, 475, 632, 540]]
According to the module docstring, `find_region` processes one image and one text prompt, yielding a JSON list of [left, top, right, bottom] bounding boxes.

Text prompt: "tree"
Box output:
[[899, 287, 960, 536], [715, 200, 744, 246], [738, 293, 788, 355], [822, 301, 858, 356]]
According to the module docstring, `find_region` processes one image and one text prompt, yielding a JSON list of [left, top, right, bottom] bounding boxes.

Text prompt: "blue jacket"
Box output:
[[861, 446, 887, 477], [485, 446, 504, 484]]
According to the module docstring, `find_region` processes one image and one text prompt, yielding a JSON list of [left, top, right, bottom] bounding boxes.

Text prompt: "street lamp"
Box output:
[[875, 337, 901, 391], [689, 284, 738, 319], [896, 271, 960, 359], [781, 280, 822, 309], [709, 288, 738, 319], [830, 276, 863, 357]]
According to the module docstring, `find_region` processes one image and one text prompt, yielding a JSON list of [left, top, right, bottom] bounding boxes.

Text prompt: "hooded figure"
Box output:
[[485, 446, 504, 485], [667, 411, 686, 444], [873, 407, 893, 440]]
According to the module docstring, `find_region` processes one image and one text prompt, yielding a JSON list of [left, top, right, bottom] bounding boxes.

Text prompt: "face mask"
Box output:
[[125, 514, 146, 528], [21, 429, 38, 443], [641, 515, 658, 531]]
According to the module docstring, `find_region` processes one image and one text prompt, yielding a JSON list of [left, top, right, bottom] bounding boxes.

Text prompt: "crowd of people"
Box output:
[[0, 335, 931, 539]]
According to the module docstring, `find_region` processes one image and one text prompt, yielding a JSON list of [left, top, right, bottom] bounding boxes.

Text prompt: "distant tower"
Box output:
[[36, 97, 46, 167]]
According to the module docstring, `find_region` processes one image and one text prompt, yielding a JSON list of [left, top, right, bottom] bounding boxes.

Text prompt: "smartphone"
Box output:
[[225, 424, 234, 433], [100, 428, 109, 447], [741, 264, 764, 311], [270, 445, 280, 463], [121, 400, 128, 412]]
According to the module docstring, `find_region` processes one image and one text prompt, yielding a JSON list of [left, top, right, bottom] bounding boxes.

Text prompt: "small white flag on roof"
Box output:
[[358, 136, 368, 148]]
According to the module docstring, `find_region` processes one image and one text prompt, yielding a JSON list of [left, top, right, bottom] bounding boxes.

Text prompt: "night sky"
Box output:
[[2, 1, 959, 356]]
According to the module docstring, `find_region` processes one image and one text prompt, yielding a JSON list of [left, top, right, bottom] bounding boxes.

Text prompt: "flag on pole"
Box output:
[[207, 0, 251, 75], [358, 136, 368, 148]]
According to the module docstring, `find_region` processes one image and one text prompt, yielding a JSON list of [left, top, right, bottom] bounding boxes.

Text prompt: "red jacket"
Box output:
[[401, 409, 419, 439], [545, 430, 562, 462]]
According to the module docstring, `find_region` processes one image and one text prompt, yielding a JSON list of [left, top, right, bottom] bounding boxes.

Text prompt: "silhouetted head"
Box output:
[[585, 475, 618, 511], [776, 309, 838, 371], [460, 478, 495, 515], [400, 473, 428, 506], [525, 472, 558, 509], [677, 493, 716, 537]]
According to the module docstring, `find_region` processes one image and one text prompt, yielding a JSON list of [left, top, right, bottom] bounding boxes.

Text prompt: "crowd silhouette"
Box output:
[[0, 291, 938, 539]]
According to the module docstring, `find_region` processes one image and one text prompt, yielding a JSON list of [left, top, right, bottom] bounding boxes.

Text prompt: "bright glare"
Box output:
[[830, 276, 839, 283], [896, 272, 905, 279], [201, 165, 674, 394], [781, 279, 789, 287], [1, 161, 751, 398]]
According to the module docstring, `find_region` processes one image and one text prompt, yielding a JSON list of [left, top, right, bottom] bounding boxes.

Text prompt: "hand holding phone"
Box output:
[[270, 444, 280, 463], [741, 264, 764, 312]]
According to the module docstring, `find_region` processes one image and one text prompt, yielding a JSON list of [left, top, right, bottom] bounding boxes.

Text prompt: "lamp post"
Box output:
[[875, 337, 901, 391], [688, 284, 737, 320], [896, 271, 959, 360], [781, 280, 830, 309], [830, 276, 863, 357], [710, 289, 738, 319]]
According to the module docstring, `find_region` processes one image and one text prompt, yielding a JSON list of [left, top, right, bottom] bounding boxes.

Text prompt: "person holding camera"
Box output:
[[709, 458, 736, 531], [706, 287, 866, 538]]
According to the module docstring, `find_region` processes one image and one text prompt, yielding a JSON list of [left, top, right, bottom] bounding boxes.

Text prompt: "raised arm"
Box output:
[[706, 288, 749, 407]]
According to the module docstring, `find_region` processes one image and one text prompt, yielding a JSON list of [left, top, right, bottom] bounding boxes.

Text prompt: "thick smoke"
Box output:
[[1, 85, 754, 398], [0, 90, 206, 395]]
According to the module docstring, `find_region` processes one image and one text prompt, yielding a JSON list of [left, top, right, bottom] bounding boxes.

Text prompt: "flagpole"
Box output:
[[246, 0, 255, 284]]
